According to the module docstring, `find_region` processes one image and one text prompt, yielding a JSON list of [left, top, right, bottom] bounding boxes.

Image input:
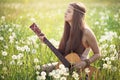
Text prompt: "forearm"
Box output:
[[89, 53, 101, 63]]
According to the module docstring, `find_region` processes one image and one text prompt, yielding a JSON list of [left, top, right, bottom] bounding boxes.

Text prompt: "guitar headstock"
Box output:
[[30, 23, 45, 42]]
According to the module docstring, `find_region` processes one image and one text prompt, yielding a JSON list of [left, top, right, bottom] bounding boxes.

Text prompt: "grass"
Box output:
[[0, 0, 120, 80]]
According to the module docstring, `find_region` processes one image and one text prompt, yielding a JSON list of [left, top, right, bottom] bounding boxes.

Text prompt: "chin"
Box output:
[[65, 19, 69, 22]]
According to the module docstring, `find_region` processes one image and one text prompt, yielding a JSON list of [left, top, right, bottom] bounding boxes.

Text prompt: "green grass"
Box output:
[[0, 0, 120, 80]]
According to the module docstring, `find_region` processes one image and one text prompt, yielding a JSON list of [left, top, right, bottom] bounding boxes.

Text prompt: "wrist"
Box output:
[[84, 59, 90, 67]]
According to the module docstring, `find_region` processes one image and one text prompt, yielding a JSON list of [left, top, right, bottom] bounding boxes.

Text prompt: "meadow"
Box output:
[[0, 0, 120, 80]]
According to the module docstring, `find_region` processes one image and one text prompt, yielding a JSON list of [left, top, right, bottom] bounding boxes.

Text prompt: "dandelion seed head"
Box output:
[[12, 55, 18, 60], [1, 16, 5, 21], [36, 71, 39, 75], [10, 60, 15, 65], [34, 58, 39, 63], [0, 36, 4, 41], [85, 68, 90, 73], [60, 76, 67, 80], [2, 51, 8, 56], [41, 71, 46, 76]]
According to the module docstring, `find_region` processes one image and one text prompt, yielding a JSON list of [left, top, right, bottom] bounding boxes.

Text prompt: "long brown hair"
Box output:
[[58, 2, 86, 57]]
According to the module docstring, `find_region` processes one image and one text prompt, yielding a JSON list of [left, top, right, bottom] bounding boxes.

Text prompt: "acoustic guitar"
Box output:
[[30, 23, 99, 80]]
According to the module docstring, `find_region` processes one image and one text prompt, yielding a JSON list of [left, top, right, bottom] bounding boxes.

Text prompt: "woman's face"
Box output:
[[64, 5, 74, 23]]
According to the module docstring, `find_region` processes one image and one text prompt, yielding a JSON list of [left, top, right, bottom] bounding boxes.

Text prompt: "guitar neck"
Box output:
[[43, 37, 71, 68], [30, 23, 71, 68]]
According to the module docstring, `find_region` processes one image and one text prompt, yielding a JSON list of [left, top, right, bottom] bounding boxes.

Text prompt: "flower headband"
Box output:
[[70, 3, 85, 15]]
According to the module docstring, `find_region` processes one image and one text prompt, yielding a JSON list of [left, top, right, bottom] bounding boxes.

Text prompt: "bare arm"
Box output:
[[85, 28, 101, 63]]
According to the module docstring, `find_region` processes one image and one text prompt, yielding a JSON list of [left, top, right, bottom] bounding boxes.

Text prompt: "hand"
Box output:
[[72, 61, 87, 70]]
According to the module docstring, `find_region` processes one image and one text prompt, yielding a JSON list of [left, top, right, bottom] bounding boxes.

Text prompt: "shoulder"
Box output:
[[83, 26, 95, 37]]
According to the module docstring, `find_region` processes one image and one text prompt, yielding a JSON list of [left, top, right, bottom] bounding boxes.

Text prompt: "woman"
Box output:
[[58, 2, 101, 70], [42, 2, 101, 73]]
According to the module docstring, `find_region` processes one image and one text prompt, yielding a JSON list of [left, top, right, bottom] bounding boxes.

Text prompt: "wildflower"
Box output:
[[114, 14, 119, 18], [60, 67, 68, 75], [12, 55, 18, 60], [10, 60, 15, 65], [103, 63, 108, 69], [36, 71, 40, 75], [103, 63, 111, 69], [17, 53, 24, 59], [63, 72, 69, 76], [107, 61, 111, 65], [55, 69, 61, 74], [47, 63, 52, 66], [36, 71, 46, 80], [72, 71, 79, 80], [112, 66, 117, 72], [9, 35, 14, 43], [1, 75, 4, 79], [110, 56, 115, 60], [59, 64, 65, 69], [85, 68, 90, 73], [1, 16, 5, 21], [105, 57, 109, 61], [0, 36, 4, 41], [38, 75, 46, 80], [27, 35, 37, 44], [21, 47, 25, 52], [49, 70, 56, 76], [24, 45, 30, 52], [20, 16, 23, 19], [4, 45, 8, 49], [94, 21, 99, 25], [30, 17, 36, 22], [34, 58, 39, 63], [16, 45, 21, 51], [36, 76, 41, 80], [35, 65, 41, 70], [2, 51, 8, 56], [60, 76, 67, 80], [53, 74, 60, 79], [41, 71, 46, 76], [52, 62, 58, 66], [32, 49, 36, 54], [8, 28, 12, 32]]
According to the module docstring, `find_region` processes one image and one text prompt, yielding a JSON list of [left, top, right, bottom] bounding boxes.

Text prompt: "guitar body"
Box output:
[[56, 53, 99, 80], [56, 53, 81, 68]]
